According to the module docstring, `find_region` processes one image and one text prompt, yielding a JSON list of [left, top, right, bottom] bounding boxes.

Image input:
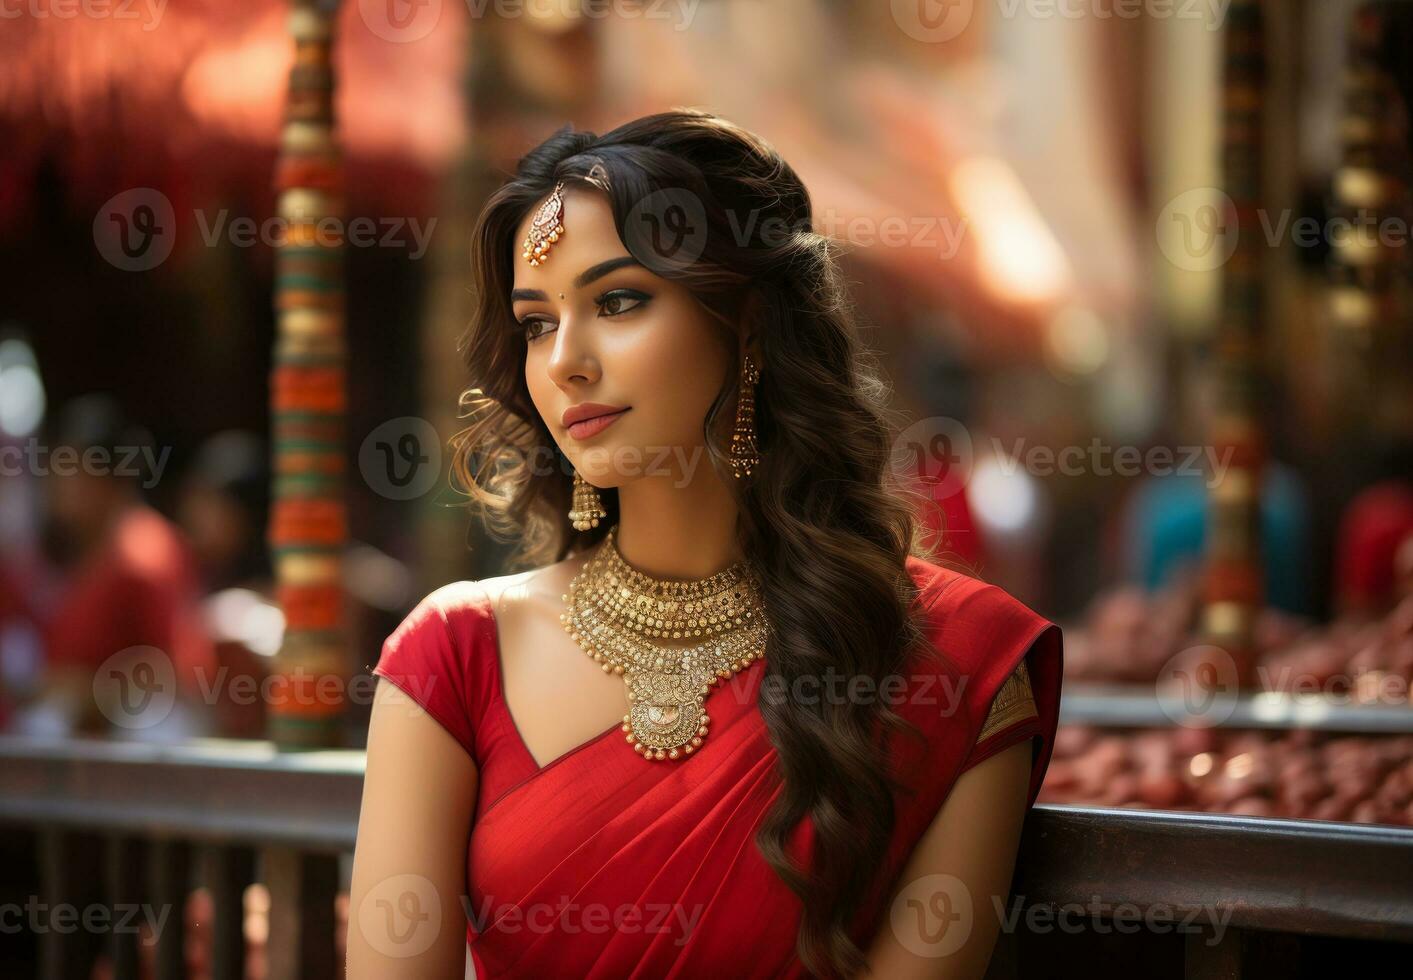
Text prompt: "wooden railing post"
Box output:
[[147, 838, 191, 980], [263, 846, 340, 980], [38, 829, 102, 980], [204, 844, 258, 980], [1183, 924, 1302, 979], [104, 834, 146, 980]]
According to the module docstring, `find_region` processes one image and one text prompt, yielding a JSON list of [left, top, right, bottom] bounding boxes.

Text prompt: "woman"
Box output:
[[349, 110, 1062, 980]]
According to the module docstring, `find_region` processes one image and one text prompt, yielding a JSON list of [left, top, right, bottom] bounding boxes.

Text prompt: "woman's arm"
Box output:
[[347, 678, 479, 979], [859, 739, 1034, 979]]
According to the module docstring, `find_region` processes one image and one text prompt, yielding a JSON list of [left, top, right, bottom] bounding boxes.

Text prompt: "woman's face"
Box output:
[[511, 186, 735, 488]]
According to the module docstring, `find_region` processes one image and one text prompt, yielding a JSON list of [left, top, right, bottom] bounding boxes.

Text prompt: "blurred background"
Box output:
[[1, 0, 1412, 977]]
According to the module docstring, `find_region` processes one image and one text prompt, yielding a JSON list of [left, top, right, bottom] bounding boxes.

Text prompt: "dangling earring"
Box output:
[[729, 353, 761, 479], [569, 469, 607, 531]]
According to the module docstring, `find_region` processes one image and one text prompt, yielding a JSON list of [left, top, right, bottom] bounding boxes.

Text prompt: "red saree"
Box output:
[[373, 554, 1063, 978]]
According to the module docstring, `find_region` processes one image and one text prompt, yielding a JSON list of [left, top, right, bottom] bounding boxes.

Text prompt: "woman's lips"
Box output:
[[567, 408, 630, 441]]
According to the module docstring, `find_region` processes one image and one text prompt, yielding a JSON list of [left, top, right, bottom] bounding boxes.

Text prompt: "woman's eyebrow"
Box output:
[[510, 255, 643, 303]]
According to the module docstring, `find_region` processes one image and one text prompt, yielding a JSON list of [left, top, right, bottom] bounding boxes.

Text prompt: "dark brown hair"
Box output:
[[452, 109, 937, 978]]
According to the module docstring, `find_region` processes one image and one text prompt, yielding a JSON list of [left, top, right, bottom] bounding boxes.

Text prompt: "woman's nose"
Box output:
[[546, 316, 599, 387]]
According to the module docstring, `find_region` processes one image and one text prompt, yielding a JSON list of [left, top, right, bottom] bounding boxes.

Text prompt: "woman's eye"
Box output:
[[597, 289, 649, 317], [518, 290, 647, 342], [521, 318, 555, 342]]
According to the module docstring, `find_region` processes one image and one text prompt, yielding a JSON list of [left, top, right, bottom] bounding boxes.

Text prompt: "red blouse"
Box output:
[[373, 553, 1063, 978]]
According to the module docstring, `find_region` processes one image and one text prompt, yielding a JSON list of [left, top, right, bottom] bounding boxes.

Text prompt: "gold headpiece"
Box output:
[[522, 180, 566, 266]]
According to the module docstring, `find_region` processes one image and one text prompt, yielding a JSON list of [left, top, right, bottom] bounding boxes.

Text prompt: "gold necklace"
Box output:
[[560, 525, 769, 760]]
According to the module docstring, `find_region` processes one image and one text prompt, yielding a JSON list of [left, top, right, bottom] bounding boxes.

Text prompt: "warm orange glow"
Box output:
[[949, 155, 1072, 305], [182, 11, 292, 143], [1045, 305, 1110, 377], [0, 2, 466, 168]]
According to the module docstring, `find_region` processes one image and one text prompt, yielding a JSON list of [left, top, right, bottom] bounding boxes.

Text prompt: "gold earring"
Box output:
[[569, 469, 607, 531], [729, 353, 761, 479]]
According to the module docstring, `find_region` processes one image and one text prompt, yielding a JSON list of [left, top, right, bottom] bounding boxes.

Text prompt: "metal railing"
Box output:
[[2, 735, 1411, 979]]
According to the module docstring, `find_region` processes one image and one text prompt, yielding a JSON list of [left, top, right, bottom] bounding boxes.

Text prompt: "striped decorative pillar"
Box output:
[[1329, 3, 1413, 442], [268, 0, 348, 749], [1199, 0, 1266, 686]]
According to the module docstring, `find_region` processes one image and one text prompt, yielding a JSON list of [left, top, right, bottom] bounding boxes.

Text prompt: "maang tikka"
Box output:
[[522, 180, 566, 266]]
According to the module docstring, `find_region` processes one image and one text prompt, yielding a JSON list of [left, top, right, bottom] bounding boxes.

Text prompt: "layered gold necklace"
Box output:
[[560, 525, 769, 760]]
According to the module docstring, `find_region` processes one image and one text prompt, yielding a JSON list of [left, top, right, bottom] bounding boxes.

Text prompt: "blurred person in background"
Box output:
[[178, 428, 273, 596], [175, 429, 280, 739], [172, 429, 418, 741], [3, 394, 215, 737]]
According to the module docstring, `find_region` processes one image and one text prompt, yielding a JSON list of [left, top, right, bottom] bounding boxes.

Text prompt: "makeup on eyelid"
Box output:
[[515, 288, 651, 341]]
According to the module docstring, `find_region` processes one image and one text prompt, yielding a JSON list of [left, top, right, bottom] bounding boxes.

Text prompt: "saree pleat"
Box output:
[[634, 738, 786, 977], [472, 670, 787, 976], [596, 761, 783, 978]]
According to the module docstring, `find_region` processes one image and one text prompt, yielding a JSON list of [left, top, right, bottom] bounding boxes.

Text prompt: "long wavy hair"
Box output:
[[451, 109, 940, 978]]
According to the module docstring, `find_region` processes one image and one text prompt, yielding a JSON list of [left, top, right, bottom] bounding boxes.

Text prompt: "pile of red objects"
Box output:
[[1261, 599, 1413, 699], [1064, 578, 1413, 700], [1037, 724, 1413, 826]]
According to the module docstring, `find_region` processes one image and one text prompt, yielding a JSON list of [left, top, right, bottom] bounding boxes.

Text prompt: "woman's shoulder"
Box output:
[[372, 558, 591, 757], [384, 554, 589, 665], [376, 580, 496, 689], [899, 553, 1065, 807], [371, 569, 538, 760], [899, 556, 1063, 727], [392, 580, 496, 637], [903, 553, 1054, 644]]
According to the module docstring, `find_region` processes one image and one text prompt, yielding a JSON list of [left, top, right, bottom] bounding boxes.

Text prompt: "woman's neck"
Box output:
[[613, 465, 743, 581]]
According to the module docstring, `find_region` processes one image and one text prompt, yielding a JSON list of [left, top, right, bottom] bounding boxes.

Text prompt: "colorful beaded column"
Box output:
[[1329, 3, 1413, 440], [1199, 0, 1267, 687], [268, 0, 348, 748]]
